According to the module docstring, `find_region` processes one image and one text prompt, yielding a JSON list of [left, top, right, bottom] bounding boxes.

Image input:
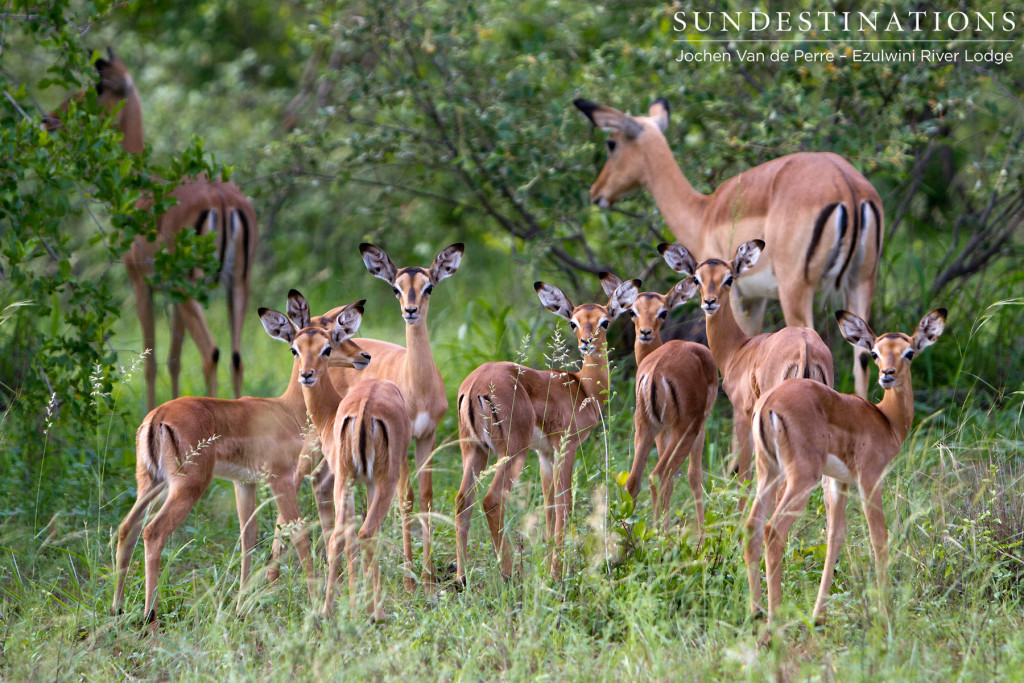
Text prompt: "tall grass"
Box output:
[[2, 276, 1023, 680]]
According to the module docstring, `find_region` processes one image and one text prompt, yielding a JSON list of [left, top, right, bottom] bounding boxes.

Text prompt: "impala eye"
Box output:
[[870, 350, 878, 360], [423, 284, 433, 296], [627, 310, 637, 319], [606, 139, 617, 153], [570, 320, 578, 330], [724, 276, 734, 287], [393, 286, 401, 296], [600, 319, 610, 329], [290, 348, 298, 357], [692, 276, 702, 287], [322, 346, 332, 357], [657, 310, 668, 320], [903, 349, 915, 361]]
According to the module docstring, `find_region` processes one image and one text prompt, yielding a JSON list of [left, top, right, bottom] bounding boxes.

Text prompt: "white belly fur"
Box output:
[[736, 264, 778, 300], [822, 454, 854, 484], [412, 411, 432, 439]]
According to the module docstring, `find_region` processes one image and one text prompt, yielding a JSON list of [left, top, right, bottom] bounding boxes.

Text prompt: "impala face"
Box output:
[[659, 239, 764, 317], [536, 279, 639, 356], [361, 243, 464, 326], [836, 308, 947, 391], [574, 98, 671, 208], [259, 291, 369, 385], [611, 277, 696, 345]]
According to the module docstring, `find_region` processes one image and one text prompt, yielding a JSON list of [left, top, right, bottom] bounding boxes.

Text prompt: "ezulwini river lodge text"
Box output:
[[676, 48, 1014, 65]]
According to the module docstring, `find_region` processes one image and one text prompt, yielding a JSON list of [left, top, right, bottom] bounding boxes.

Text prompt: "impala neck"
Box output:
[[118, 89, 144, 155], [401, 319, 436, 388], [875, 375, 916, 447], [280, 359, 307, 413], [576, 339, 611, 411], [300, 374, 342, 441], [704, 296, 748, 372], [643, 138, 708, 252], [634, 336, 662, 365]]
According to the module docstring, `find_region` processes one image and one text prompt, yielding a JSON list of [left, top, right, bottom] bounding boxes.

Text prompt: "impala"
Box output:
[[307, 243, 462, 586], [661, 241, 834, 497], [599, 272, 718, 536], [111, 298, 371, 624], [575, 97, 882, 399], [744, 308, 946, 628], [455, 278, 639, 583], [261, 291, 412, 620], [47, 48, 258, 411]]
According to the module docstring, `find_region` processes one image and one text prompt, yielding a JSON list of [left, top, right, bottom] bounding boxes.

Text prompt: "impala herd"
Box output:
[[52, 52, 948, 637]]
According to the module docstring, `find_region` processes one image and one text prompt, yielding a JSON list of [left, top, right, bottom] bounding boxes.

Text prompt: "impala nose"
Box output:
[[639, 327, 653, 340], [404, 306, 418, 315]]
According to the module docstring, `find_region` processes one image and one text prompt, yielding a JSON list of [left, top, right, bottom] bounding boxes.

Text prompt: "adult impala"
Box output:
[[661, 240, 834, 495], [744, 308, 946, 629], [261, 291, 412, 620], [599, 273, 717, 536], [111, 297, 370, 624], [575, 97, 882, 399], [47, 49, 258, 410], [309, 243, 463, 586], [455, 278, 639, 583]]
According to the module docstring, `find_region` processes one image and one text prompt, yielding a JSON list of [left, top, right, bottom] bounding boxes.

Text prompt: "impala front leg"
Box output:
[[859, 477, 890, 618], [413, 430, 437, 586], [549, 445, 578, 578], [233, 481, 257, 589]]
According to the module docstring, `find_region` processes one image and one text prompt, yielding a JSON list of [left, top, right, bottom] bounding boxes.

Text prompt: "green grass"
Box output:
[[3, 282, 1024, 681]]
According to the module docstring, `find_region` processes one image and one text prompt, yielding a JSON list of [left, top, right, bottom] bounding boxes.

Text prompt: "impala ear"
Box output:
[[607, 279, 642, 318], [733, 240, 764, 275], [913, 308, 946, 353], [535, 281, 574, 321], [597, 272, 624, 298], [259, 307, 297, 344], [647, 98, 669, 133], [430, 243, 464, 284], [331, 300, 365, 344], [659, 242, 697, 276], [836, 310, 876, 352], [573, 99, 644, 139], [286, 289, 312, 329], [665, 278, 699, 309], [360, 243, 398, 284]]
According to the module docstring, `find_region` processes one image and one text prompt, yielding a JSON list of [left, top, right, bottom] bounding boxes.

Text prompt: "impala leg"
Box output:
[[549, 444, 578, 578], [482, 445, 528, 579], [413, 431, 437, 586], [455, 440, 488, 586], [233, 481, 257, 588], [859, 476, 889, 618], [142, 481, 208, 624], [344, 489, 358, 613], [731, 412, 755, 509], [812, 476, 849, 626], [268, 475, 317, 604], [128, 267, 158, 411], [168, 306, 186, 400], [359, 476, 397, 622], [744, 458, 781, 618], [730, 286, 769, 336], [538, 452, 555, 541], [112, 480, 166, 615], [398, 457, 415, 591], [176, 298, 219, 399], [312, 455, 337, 553], [226, 275, 247, 399], [763, 479, 815, 622], [688, 424, 707, 542], [627, 413, 655, 505], [323, 476, 351, 616]]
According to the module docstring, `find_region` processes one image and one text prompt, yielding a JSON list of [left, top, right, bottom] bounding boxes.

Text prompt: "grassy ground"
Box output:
[[2, 281, 1023, 681]]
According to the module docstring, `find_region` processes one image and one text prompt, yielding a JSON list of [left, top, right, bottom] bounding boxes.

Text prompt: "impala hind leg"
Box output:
[[168, 306, 186, 400], [730, 413, 755, 509], [744, 458, 781, 618], [141, 482, 208, 624], [311, 456, 337, 553], [812, 477, 849, 625], [112, 480, 166, 615], [129, 271, 158, 411], [233, 481, 257, 589], [359, 476, 397, 621], [176, 298, 219, 399], [482, 443, 529, 579], [626, 412, 656, 505], [455, 441, 488, 586], [323, 478, 352, 616], [763, 479, 816, 622], [730, 287, 769, 337], [226, 274, 247, 399]]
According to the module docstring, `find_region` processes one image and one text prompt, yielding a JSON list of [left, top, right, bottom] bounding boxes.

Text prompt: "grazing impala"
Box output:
[[661, 241, 834, 497], [308, 243, 462, 586], [260, 291, 412, 620], [744, 309, 946, 628], [46, 48, 258, 411], [599, 273, 717, 535], [111, 298, 371, 624], [455, 278, 639, 583], [575, 97, 882, 399]]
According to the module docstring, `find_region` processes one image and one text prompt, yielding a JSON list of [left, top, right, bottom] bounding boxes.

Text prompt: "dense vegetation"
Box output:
[[2, 0, 1022, 679]]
